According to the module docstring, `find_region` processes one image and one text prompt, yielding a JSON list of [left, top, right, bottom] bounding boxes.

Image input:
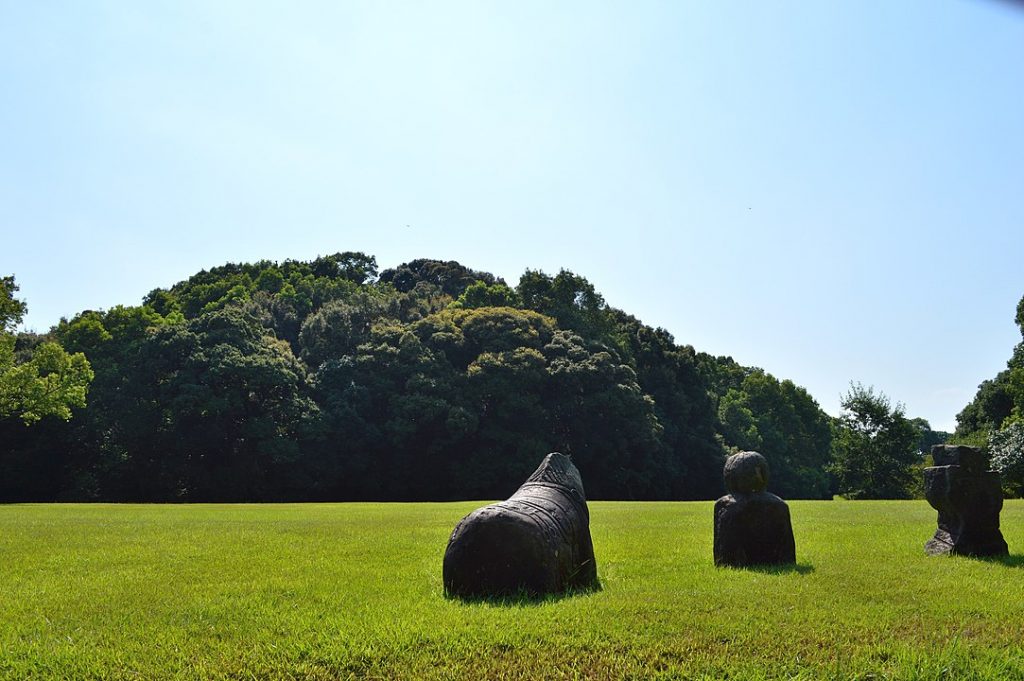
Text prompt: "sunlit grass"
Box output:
[[1, 500, 1022, 679]]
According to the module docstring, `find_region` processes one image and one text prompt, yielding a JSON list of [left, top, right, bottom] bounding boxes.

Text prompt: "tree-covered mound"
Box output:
[[2, 253, 840, 502]]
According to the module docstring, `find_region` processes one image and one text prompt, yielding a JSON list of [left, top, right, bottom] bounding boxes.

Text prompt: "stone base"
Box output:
[[925, 527, 1008, 557], [713, 491, 796, 567]]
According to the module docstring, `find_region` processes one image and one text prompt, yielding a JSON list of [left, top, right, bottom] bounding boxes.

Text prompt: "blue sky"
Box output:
[[3, 1, 1023, 431]]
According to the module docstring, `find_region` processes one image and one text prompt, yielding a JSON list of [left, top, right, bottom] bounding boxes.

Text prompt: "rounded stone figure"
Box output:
[[443, 453, 598, 599], [723, 450, 770, 494], [713, 451, 795, 567]]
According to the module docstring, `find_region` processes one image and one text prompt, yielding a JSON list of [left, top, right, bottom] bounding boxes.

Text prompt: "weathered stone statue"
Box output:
[[443, 452, 598, 598], [924, 444, 1008, 557], [713, 451, 796, 567]]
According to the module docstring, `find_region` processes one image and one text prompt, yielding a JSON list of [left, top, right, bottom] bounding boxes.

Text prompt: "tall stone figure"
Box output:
[[713, 451, 796, 567], [924, 444, 1008, 557], [443, 453, 598, 598]]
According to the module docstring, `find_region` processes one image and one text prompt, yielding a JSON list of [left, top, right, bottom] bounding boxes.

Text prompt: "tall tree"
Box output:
[[830, 383, 919, 499], [310, 251, 379, 285], [718, 371, 833, 499], [956, 293, 1024, 441], [125, 308, 318, 501], [1, 276, 28, 332], [450, 281, 521, 310], [0, 276, 93, 425], [908, 417, 949, 455], [613, 312, 724, 499], [379, 259, 496, 296], [516, 269, 614, 346], [298, 293, 394, 368]]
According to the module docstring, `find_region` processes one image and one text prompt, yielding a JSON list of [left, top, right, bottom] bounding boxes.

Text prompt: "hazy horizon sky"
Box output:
[[3, 1, 1023, 431]]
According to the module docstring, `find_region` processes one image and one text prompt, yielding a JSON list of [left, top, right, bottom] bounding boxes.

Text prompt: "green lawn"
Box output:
[[1, 500, 1023, 680]]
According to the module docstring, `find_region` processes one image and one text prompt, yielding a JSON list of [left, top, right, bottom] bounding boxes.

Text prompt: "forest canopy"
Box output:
[[0, 254, 956, 502]]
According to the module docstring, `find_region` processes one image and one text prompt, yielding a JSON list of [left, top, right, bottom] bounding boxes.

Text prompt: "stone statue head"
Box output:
[[724, 451, 769, 494], [525, 452, 586, 499]]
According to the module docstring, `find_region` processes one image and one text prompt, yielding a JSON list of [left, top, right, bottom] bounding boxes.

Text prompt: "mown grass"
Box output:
[[1, 500, 1023, 680]]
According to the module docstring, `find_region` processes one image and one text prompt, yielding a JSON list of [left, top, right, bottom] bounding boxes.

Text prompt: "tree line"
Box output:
[[1, 254, 961, 502], [953, 294, 1024, 496]]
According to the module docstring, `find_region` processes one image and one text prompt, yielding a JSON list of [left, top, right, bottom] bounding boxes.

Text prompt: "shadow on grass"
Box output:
[[725, 562, 815, 575], [445, 581, 603, 607], [974, 553, 1024, 569]]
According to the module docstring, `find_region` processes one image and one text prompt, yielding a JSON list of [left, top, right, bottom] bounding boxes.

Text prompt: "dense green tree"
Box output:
[[47, 304, 185, 499], [955, 293, 1024, 442], [718, 371, 832, 499], [255, 267, 286, 294], [42, 304, 319, 501], [909, 417, 949, 455], [612, 313, 724, 498], [458, 345, 551, 495], [516, 269, 614, 345], [142, 254, 376, 322], [394, 281, 452, 322], [450, 281, 521, 310], [416, 306, 557, 369], [0, 337, 93, 424], [311, 251, 379, 284], [237, 292, 304, 350], [956, 374, 1015, 437], [990, 419, 1024, 498], [312, 320, 465, 499], [144, 309, 319, 501], [416, 308, 556, 496], [1, 276, 28, 331], [695, 354, 752, 401], [830, 383, 920, 499], [541, 329, 665, 498], [0, 277, 93, 425], [60, 308, 315, 501], [1, 254, 845, 502], [310, 306, 670, 500], [0, 278, 93, 500], [379, 259, 496, 296], [298, 293, 394, 367]]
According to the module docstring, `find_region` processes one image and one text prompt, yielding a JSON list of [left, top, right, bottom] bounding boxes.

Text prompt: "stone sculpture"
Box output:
[[713, 451, 796, 567], [443, 452, 598, 598], [924, 444, 1008, 557]]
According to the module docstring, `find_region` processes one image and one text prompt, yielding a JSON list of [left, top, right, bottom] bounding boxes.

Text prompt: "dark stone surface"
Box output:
[[442, 453, 598, 598], [714, 451, 796, 567], [930, 444, 988, 474], [723, 450, 769, 494], [924, 445, 1008, 557]]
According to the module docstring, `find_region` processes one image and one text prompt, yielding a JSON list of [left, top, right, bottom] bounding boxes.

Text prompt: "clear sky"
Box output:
[[3, 1, 1023, 431]]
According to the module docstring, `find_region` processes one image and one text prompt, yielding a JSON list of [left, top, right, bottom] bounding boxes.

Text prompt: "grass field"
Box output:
[[2, 500, 1023, 680]]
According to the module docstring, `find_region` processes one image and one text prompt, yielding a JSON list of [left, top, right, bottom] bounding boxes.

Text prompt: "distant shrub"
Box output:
[[989, 420, 1024, 497]]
